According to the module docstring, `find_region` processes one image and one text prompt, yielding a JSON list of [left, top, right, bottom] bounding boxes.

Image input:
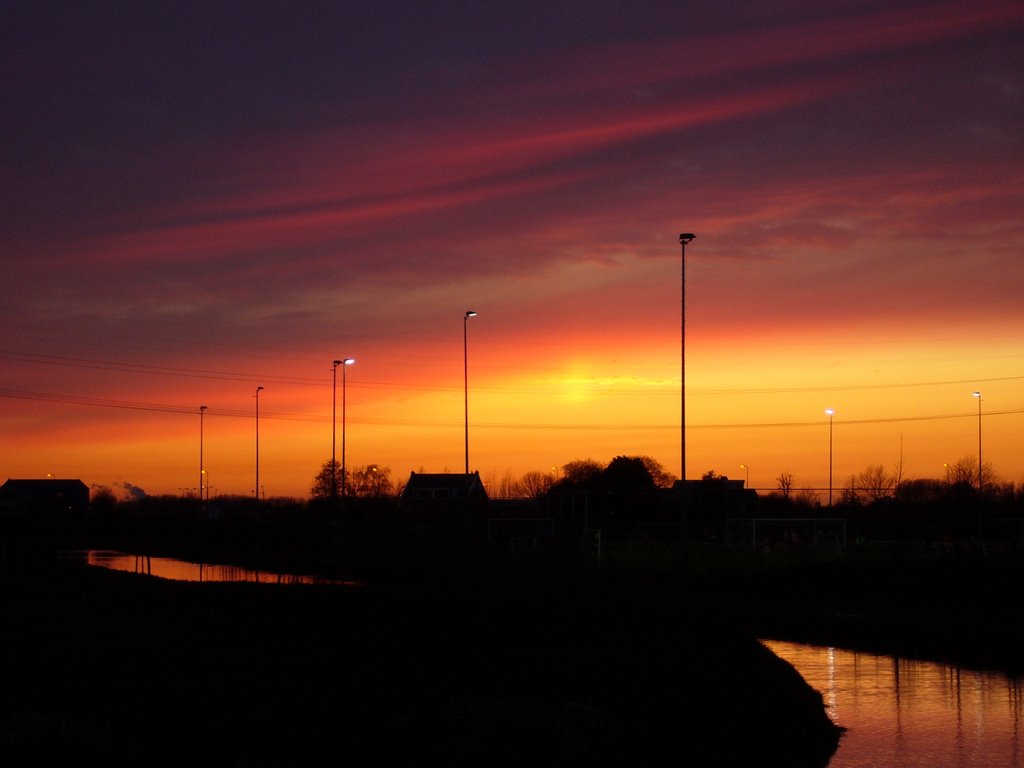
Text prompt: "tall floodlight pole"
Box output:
[[332, 360, 342, 500], [199, 405, 207, 501], [679, 234, 695, 548], [255, 386, 264, 499], [972, 391, 983, 492], [825, 408, 835, 509], [464, 310, 476, 474], [341, 358, 355, 497]]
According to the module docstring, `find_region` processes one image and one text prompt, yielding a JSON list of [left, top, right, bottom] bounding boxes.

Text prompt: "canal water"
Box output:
[[764, 640, 1023, 767], [65, 549, 357, 585], [67, 552, 1022, 764]]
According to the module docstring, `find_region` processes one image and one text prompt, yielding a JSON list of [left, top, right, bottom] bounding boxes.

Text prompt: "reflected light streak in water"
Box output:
[[72, 550, 358, 586], [764, 640, 1023, 768]]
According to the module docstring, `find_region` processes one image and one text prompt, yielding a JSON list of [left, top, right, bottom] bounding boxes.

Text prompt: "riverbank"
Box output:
[[0, 552, 841, 766], [697, 556, 1024, 676]]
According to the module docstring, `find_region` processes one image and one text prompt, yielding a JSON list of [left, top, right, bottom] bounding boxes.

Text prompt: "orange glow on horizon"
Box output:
[[4, 316, 1021, 500]]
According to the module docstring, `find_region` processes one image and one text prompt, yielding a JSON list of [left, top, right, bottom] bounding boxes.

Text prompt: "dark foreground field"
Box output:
[[0, 553, 841, 767]]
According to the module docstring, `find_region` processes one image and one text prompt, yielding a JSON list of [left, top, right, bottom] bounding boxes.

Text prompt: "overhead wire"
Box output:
[[1, 387, 1020, 431], [2, 349, 1022, 397]]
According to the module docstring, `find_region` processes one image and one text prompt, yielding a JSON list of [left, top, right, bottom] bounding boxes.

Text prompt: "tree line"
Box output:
[[307, 455, 678, 502], [773, 454, 1006, 507]]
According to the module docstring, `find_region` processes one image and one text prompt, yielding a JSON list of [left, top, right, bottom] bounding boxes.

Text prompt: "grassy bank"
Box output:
[[0, 551, 841, 766], [694, 555, 1024, 676]]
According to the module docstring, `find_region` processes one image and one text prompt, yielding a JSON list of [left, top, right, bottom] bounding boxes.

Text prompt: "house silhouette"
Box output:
[[0, 478, 90, 520], [400, 472, 489, 539]]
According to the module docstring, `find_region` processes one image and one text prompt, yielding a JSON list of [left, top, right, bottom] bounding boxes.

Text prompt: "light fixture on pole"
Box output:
[[199, 405, 207, 502], [341, 358, 355, 497], [464, 310, 476, 475], [825, 408, 835, 509], [679, 234, 695, 490], [740, 464, 749, 489], [972, 391, 983, 492], [255, 386, 264, 500], [332, 360, 342, 500]]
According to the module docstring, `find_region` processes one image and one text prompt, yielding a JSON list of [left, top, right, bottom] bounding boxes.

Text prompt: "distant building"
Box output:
[[0, 478, 90, 520], [400, 472, 489, 537]]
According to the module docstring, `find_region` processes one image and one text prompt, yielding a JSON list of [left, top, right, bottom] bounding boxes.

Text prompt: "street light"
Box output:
[[679, 234, 695, 491], [740, 464, 749, 489], [825, 408, 835, 509], [255, 386, 264, 500], [341, 358, 355, 497], [679, 233, 696, 554], [199, 405, 207, 502], [332, 360, 342, 500], [464, 310, 476, 474], [972, 391, 983, 492]]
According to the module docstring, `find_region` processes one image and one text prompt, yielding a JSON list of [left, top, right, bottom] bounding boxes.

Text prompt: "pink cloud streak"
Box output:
[[69, 71, 860, 272]]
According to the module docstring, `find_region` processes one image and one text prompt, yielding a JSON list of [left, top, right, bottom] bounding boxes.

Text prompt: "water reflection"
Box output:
[[764, 640, 1023, 768], [67, 550, 357, 586]]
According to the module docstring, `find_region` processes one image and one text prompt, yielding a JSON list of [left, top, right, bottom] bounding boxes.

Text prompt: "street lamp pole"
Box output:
[[740, 464, 749, 489], [679, 235, 694, 490], [972, 391, 983, 492], [679, 234, 695, 548], [255, 386, 264, 500], [199, 405, 207, 501], [332, 360, 342, 500], [825, 408, 835, 509], [464, 310, 476, 475], [342, 358, 355, 497]]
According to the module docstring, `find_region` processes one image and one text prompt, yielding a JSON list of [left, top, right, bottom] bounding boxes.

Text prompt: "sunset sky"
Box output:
[[2, 0, 1022, 500]]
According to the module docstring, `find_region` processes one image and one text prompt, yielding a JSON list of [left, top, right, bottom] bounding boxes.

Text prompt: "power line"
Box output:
[[0, 350, 323, 387], [692, 374, 1024, 395], [2, 349, 1022, 397], [2, 387, 1021, 431]]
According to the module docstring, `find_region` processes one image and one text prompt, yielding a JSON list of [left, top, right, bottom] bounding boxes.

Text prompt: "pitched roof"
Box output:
[[401, 472, 487, 500]]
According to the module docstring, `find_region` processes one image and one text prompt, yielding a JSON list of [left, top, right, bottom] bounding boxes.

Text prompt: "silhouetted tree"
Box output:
[[310, 459, 341, 499], [518, 471, 554, 499], [592, 456, 658, 536], [776, 473, 796, 499], [603, 456, 656, 491], [948, 456, 975, 487], [90, 486, 118, 516], [349, 464, 393, 498], [840, 476, 861, 507], [639, 456, 677, 488], [492, 470, 520, 499], [561, 458, 604, 485], [948, 455, 997, 491], [857, 464, 894, 502]]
